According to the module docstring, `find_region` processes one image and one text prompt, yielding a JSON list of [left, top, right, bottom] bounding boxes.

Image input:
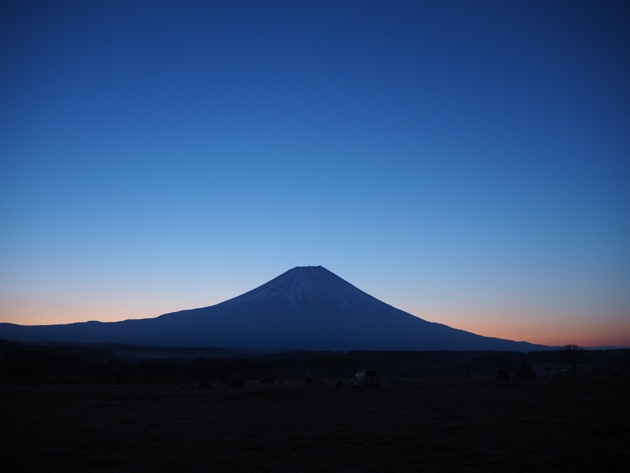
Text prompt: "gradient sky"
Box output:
[[1, 0, 629, 347]]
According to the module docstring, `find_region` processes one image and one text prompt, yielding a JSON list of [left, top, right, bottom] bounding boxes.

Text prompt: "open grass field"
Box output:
[[1, 376, 628, 472]]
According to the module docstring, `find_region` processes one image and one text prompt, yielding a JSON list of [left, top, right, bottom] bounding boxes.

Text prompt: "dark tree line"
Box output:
[[557, 344, 585, 376], [1, 339, 628, 384]]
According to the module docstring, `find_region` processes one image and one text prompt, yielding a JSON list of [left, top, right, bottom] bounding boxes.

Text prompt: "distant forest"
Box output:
[[1, 339, 628, 385]]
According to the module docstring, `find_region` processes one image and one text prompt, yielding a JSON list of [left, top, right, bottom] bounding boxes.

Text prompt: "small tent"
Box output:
[[516, 361, 537, 380]]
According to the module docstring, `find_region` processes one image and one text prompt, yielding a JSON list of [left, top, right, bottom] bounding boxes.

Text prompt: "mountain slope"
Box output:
[[0, 266, 544, 351]]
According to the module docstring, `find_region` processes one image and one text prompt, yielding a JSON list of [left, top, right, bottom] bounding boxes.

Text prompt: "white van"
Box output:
[[350, 370, 380, 388]]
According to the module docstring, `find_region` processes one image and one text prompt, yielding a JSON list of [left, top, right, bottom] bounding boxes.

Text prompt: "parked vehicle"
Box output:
[[350, 370, 380, 388]]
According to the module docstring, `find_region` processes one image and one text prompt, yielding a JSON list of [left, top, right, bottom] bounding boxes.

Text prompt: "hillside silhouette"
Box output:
[[0, 266, 545, 351]]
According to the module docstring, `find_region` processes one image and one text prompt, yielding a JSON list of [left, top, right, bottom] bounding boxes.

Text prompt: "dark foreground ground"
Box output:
[[1, 376, 628, 472]]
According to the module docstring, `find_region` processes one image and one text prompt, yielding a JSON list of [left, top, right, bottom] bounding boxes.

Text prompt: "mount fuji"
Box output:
[[0, 266, 544, 351]]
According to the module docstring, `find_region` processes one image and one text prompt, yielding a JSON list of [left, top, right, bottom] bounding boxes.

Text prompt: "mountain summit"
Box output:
[[0, 266, 543, 351], [221, 266, 380, 311]]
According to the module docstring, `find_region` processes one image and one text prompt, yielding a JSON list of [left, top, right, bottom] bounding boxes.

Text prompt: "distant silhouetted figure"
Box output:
[[306, 374, 313, 384], [336, 377, 343, 388]]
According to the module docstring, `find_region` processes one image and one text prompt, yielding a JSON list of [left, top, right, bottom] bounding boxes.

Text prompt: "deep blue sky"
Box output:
[[1, 0, 628, 346]]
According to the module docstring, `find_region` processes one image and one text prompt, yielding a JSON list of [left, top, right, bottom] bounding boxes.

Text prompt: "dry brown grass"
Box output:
[[1, 376, 628, 472]]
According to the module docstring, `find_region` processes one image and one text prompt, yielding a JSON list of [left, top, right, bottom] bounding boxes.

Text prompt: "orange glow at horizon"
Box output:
[[405, 305, 630, 348], [2, 298, 628, 349]]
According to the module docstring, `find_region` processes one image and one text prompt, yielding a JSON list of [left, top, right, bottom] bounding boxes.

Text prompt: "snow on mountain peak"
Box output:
[[221, 266, 379, 310]]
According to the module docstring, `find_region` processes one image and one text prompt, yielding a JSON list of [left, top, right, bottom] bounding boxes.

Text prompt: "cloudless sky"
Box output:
[[1, 0, 629, 347]]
